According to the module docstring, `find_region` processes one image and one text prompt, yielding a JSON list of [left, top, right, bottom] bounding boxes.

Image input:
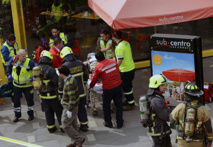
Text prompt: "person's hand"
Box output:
[[208, 142, 212, 147], [88, 85, 91, 90], [30, 77, 33, 82], [66, 111, 72, 118], [8, 74, 13, 81]]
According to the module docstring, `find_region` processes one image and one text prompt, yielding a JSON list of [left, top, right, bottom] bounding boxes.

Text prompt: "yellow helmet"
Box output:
[[185, 82, 203, 97], [60, 46, 73, 58], [149, 75, 167, 88], [40, 50, 53, 60]]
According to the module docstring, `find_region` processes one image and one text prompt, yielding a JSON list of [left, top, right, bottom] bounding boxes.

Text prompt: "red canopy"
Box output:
[[88, 0, 213, 29], [162, 68, 195, 82]]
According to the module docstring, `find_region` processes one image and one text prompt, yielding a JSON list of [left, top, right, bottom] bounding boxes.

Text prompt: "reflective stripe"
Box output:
[[149, 130, 171, 136], [128, 100, 135, 104], [47, 125, 56, 129], [61, 37, 65, 39], [72, 72, 83, 77], [14, 107, 21, 112], [124, 89, 133, 95], [80, 121, 88, 125], [106, 67, 116, 74], [177, 136, 202, 141], [59, 125, 62, 128], [58, 90, 63, 93], [80, 93, 86, 98], [102, 63, 116, 72], [43, 80, 50, 86], [28, 106, 34, 111], [117, 55, 124, 58], [14, 64, 30, 69], [14, 79, 30, 84], [39, 93, 57, 99]]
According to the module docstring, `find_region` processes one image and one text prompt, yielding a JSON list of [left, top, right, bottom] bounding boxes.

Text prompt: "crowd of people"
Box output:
[[1, 25, 213, 147]]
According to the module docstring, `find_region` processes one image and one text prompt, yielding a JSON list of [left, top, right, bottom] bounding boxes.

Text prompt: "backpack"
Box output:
[[32, 46, 45, 63], [0, 81, 14, 98]]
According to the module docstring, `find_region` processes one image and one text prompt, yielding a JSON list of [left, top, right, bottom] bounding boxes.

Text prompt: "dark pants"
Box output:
[[152, 135, 172, 147], [103, 85, 123, 126], [78, 96, 88, 128], [41, 98, 63, 130], [120, 69, 135, 105], [13, 86, 34, 118]]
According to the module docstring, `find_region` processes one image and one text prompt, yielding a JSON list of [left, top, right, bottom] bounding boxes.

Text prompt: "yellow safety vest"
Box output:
[[100, 39, 113, 59], [51, 3, 63, 23], [1, 41, 19, 66], [115, 40, 135, 72], [2, 0, 10, 5], [12, 58, 32, 88], [49, 32, 68, 48]]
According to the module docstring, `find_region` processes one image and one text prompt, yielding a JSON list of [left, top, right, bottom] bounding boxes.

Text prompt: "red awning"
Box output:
[[88, 0, 213, 29], [162, 68, 195, 82]]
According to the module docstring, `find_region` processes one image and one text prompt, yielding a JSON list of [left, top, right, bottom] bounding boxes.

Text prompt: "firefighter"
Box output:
[[38, 50, 63, 133], [112, 30, 135, 111], [6, 49, 35, 122], [59, 47, 89, 132], [1, 34, 19, 72], [170, 82, 213, 147], [146, 75, 172, 147], [96, 29, 114, 59]]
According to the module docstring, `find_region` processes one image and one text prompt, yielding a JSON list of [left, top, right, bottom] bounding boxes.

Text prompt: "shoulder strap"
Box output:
[[12, 55, 18, 66]]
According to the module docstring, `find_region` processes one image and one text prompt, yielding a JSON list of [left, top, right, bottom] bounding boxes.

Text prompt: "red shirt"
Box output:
[[90, 59, 122, 90], [49, 45, 63, 68]]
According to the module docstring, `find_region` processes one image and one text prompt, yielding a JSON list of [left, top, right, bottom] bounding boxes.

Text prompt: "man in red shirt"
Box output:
[[88, 51, 123, 128], [49, 38, 63, 68]]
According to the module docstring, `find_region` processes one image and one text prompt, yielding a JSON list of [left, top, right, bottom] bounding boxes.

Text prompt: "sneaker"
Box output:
[[13, 117, 20, 123], [103, 122, 113, 128], [80, 127, 88, 132], [76, 137, 85, 147], [123, 104, 136, 111]]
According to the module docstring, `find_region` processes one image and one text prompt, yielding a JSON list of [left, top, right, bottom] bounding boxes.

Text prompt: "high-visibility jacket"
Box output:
[[51, 3, 63, 23], [115, 40, 135, 72], [12, 58, 33, 88], [1, 41, 18, 66], [100, 39, 113, 59], [58, 54, 89, 98], [49, 32, 68, 48], [90, 59, 122, 90]]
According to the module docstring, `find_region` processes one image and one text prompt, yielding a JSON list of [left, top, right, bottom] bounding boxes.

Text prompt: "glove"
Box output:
[[30, 77, 33, 82], [66, 111, 72, 118], [41, 37, 45, 46], [8, 74, 13, 80], [34, 63, 38, 66]]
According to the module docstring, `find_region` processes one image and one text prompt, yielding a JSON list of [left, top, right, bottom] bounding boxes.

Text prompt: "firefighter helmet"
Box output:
[[149, 75, 167, 88], [40, 50, 53, 60], [60, 46, 73, 58], [185, 82, 203, 97]]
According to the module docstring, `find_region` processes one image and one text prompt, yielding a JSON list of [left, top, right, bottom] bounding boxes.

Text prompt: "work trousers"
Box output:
[[78, 96, 88, 128], [152, 135, 172, 147], [62, 107, 84, 144], [103, 85, 123, 126], [120, 69, 135, 105], [13, 86, 34, 118], [41, 98, 63, 130]]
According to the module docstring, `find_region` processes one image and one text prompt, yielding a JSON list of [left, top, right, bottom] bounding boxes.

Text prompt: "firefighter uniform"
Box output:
[[59, 47, 89, 131], [115, 40, 135, 109], [7, 54, 35, 122], [147, 75, 172, 147], [170, 82, 213, 147], [38, 51, 63, 133], [96, 37, 114, 59]]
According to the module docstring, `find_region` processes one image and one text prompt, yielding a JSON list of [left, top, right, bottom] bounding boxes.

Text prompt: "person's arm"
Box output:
[[6, 57, 14, 75], [116, 46, 124, 67], [88, 66, 100, 90], [58, 76, 64, 97], [202, 107, 213, 145], [49, 68, 58, 87], [82, 63, 89, 82], [151, 98, 170, 121], [29, 60, 36, 70], [117, 59, 123, 67], [1, 46, 12, 62]]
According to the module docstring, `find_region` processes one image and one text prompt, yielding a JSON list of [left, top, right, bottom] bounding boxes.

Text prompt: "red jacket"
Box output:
[[49, 45, 62, 68], [90, 59, 122, 90]]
